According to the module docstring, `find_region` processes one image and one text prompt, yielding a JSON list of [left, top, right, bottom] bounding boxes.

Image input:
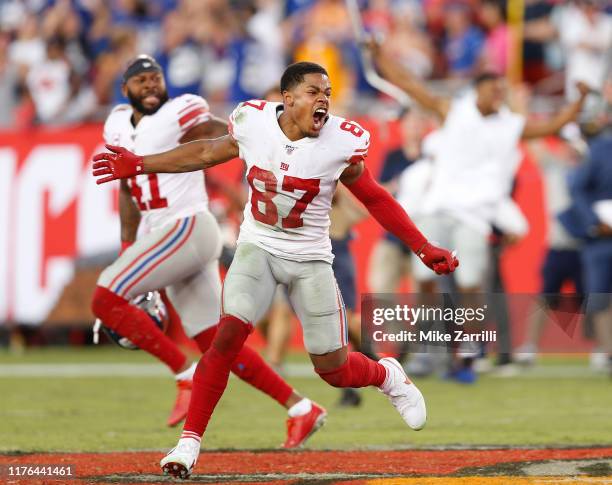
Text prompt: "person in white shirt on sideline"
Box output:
[[373, 41, 590, 292], [556, 0, 611, 108], [372, 41, 592, 381]]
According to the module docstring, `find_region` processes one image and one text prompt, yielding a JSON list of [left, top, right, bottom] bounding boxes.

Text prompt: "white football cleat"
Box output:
[[514, 343, 537, 366], [160, 437, 200, 479], [379, 357, 427, 431]]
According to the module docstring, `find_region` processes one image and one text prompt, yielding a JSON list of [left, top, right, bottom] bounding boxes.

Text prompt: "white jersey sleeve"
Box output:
[[343, 121, 370, 166], [103, 104, 131, 145], [228, 100, 267, 158], [172, 94, 211, 137], [328, 118, 371, 180]]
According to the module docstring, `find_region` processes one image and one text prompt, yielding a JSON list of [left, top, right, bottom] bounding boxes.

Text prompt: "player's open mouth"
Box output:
[[312, 107, 328, 130]]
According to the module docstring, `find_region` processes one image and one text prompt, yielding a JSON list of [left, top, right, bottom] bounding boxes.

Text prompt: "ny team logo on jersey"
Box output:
[[280, 162, 289, 171]]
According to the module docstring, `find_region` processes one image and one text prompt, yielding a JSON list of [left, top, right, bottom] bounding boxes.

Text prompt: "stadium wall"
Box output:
[[0, 120, 547, 327]]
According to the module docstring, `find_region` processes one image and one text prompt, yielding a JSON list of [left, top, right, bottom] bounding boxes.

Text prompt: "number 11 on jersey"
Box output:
[[128, 174, 169, 210]]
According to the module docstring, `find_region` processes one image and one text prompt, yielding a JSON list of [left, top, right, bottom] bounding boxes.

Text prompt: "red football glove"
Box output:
[[92, 144, 144, 184], [344, 168, 460, 276], [416, 242, 459, 275]]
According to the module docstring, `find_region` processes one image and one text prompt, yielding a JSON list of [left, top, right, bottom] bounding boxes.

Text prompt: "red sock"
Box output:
[[183, 315, 252, 437], [316, 352, 386, 388], [194, 327, 293, 407], [91, 286, 187, 373], [232, 346, 293, 406]]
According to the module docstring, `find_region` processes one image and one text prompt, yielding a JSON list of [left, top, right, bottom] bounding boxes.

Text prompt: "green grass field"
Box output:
[[1, 347, 611, 453]]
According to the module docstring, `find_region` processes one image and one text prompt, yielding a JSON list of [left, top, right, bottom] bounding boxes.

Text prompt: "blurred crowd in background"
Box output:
[[0, 0, 611, 127]]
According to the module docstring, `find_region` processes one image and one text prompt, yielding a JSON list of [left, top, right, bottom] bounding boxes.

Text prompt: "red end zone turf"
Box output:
[[1, 448, 611, 484]]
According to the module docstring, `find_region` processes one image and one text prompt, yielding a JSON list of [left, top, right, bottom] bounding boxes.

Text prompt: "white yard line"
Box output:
[[0, 363, 167, 377], [0, 363, 601, 379], [0, 363, 317, 378]]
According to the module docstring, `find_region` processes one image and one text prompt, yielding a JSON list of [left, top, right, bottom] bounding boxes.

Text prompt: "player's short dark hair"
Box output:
[[474, 71, 501, 86], [280, 62, 329, 92]]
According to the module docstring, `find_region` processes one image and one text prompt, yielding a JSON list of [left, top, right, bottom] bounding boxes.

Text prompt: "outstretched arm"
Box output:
[[145, 135, 239, 172], [180, 115, 229, 143], [521, 82, 591, 139], [92, 135, 239, 184], [371, 44, 450, 121], [340, 162, 458, 274]]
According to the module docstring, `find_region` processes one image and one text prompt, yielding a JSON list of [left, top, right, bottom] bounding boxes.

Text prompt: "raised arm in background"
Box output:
[[372, 43, 451, 121], [521, 82, 592, 139]]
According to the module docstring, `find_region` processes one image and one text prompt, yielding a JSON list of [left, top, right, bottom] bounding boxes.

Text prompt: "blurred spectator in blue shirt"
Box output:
[[156, 10, 203, 98], [92, 28, 137, 106], [227, 0, 284, 102], [284, 0, 316, 17], [570, 135, 612, 240], [444, 2, 483, 78], [110, 0, 164, 55]]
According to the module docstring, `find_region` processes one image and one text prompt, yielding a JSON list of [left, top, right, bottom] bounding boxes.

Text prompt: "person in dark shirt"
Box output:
[[367, 108, 430, 293], [568, 126, 612, 373], [522, 0, 554, 84]]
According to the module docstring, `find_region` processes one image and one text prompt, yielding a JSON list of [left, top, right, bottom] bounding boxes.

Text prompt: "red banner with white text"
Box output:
[[0, 122, 547, 326]]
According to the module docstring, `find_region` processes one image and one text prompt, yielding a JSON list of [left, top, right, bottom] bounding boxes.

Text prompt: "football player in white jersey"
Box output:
[[91, 56, 325, 446], [92, 62, 459, 479]]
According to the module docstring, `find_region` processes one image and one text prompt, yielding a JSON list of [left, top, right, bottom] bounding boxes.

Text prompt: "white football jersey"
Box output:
[[229, 100, 370, 263], [420, 92, 525, 234], [103, 94, 212, 232]]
